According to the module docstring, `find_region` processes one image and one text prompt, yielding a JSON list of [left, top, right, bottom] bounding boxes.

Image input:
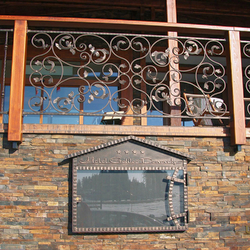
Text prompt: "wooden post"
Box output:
[[165, 0, 181, 126], [226, 30, 246, 146], [140, 52, 147, 126], [166, 0, 177, 23], [120, 80, 133, 125], [120, 51, 133, 125], [8, 20, 27, 142]]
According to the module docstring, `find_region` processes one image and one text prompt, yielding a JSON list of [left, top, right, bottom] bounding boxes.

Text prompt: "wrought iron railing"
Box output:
[[0, 29, 12, 123], [0, 16, 246, 144], [242, 39, 250, 124], [24, 30, 230, 126]]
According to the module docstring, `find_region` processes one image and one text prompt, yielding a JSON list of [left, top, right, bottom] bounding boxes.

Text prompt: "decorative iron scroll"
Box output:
[[26, 30, 228, 122], [69, 136, 191, 233], [242, 41, 250, 120]]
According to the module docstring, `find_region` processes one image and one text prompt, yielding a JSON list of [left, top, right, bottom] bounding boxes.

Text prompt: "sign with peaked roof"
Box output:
[[65, 135, 193, 162], [67, 136, 192, 233]]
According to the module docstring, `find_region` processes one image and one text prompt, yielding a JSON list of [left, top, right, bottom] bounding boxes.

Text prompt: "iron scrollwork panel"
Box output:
[[26, 30, 228, 123], [242, 41, 250, 121], [0, 29, 12, 121]]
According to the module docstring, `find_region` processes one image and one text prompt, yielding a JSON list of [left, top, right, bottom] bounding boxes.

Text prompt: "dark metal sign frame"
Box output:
[[66, 136, 192, 233]]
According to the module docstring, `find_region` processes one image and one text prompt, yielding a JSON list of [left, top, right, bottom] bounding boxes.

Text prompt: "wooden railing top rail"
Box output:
[[0, 15, 246, 35]]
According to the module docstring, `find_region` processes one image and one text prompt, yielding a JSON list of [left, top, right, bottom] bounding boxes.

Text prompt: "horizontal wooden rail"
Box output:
[[1, 15, 250, 35], [0, 15, 241, 35], [21, 124, 230, 137]]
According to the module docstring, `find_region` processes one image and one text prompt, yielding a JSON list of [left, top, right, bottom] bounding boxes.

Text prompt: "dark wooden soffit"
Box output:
[[1, 0, 250, 27]]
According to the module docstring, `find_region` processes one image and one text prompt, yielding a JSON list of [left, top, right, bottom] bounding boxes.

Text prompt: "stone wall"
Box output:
[[0, 133, 249, 250]]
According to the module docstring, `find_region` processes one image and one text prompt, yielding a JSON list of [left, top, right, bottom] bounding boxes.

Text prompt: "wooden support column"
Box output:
[[165, 0, 181, 126], [226, 30, 246, 146], [8, 20, 27, 142], [120, 80, 133, 125], [120, 51, 133, 126], [140, 52, 147, 126]]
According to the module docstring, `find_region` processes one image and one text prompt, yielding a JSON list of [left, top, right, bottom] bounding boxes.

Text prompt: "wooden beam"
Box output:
[[119, 51, 133, 126], [226, 30, 246, 145], [8, 20, 27, 142], [0, 16, 236, 35], [120, 79, 133, 126], [166, 0, 177, 23], [22, 123, 230, 137], [166, 0, 181, 126]]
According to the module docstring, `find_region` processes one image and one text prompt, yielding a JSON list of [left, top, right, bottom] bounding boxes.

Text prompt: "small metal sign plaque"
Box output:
[[66, 136, 192, 233]]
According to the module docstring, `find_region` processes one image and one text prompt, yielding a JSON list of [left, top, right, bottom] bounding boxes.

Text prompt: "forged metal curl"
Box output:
[[243, 42, 250, 117], [27, 31, 228, 117]]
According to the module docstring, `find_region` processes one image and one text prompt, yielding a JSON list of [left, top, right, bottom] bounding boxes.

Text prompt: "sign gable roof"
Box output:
[[65, 135, 193, 161]]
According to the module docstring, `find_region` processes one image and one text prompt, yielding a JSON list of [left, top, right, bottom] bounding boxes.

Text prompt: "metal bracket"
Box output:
[[12, 142, 18, 149], [246, 225, 250, 234], [186, 210, 189, 223], [234, 145, 242, 152]]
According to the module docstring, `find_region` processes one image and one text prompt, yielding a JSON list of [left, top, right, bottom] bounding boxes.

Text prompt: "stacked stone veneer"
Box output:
[[0, 133, 249, 250]]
